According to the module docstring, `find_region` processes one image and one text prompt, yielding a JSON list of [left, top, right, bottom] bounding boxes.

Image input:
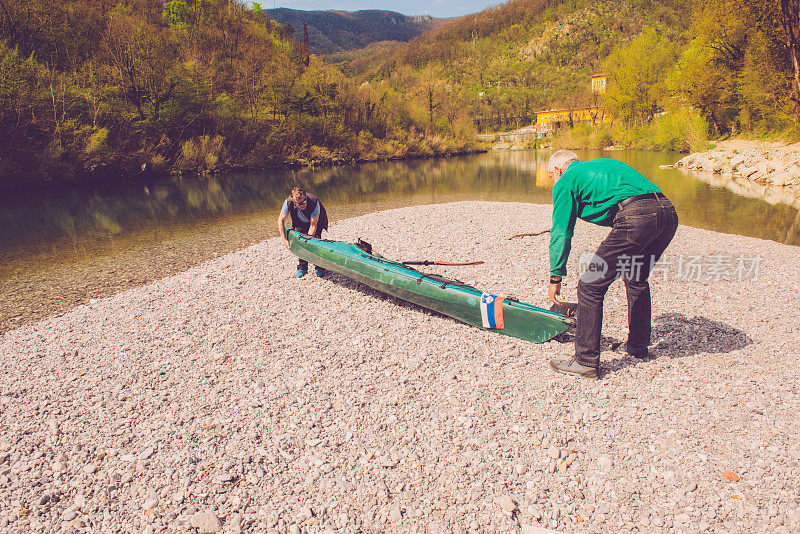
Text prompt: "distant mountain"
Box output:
[[263, 8, 450, 55]]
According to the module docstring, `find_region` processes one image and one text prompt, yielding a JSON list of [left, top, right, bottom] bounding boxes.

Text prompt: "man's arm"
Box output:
[[548, 184, 578, 304], [549, 186, 578, 277], [278, 212, 290, 249], [308, 201, 321, 236]]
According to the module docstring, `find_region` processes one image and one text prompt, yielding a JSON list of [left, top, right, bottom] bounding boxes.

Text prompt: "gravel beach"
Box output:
[[1, 201, 799, 533]]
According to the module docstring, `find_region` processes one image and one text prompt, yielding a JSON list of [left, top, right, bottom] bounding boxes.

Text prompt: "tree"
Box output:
[[779, 0, 800, 113], [603, 27, 678, 124], [232, 22, 282, 121], [104, 9, 183, 121], [693, 0, 799, 125], [0, 41, 40, 125], [162, 0, 191, 30], [77, 58, 112, 128], [666, 39, 738, 133]]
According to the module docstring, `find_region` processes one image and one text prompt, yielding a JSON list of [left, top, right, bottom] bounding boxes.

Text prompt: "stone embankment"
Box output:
[[675, 143, 800, 187]]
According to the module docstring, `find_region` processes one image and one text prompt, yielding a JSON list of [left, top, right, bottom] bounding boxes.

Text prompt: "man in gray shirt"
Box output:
[[278, 186, 329, 277]]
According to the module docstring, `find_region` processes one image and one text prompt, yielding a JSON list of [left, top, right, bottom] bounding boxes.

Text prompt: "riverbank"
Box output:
[[0, 143, 487, 194], [1, 202, 799, 533], [674, 139, 800, 188]]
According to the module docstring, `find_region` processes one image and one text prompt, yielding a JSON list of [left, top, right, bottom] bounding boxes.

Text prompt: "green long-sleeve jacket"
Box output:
[[549, 158, 661, 277]]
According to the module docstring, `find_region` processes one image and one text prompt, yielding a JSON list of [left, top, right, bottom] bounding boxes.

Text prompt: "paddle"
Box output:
[[401, 260, 485, 266]]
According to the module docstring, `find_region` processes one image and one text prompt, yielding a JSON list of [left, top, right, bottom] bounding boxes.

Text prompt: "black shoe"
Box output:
[[616, 343, 652, 360], [549, 358, 598, 380]]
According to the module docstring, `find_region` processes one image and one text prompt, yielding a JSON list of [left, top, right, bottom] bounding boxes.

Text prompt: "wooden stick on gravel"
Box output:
[[507, 229, 551, 239]]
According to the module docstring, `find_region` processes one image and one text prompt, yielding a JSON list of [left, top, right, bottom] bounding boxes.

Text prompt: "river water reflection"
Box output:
[[1, 149, 799, 330]]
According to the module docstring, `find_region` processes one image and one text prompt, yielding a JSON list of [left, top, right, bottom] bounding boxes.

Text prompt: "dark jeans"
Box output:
[[575, 194, 679, 367], [294, 222, 322, 271]]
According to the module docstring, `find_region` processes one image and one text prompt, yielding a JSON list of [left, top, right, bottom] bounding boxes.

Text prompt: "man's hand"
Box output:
[[549, 281, 564, 305], [278, 213, 289, 249]]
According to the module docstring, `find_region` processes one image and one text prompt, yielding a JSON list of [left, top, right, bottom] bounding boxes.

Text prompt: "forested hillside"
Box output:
[[2, 0, 799, 188], [345, 0, 800, 150], [344, 0, 689, 131], [0, 0, 476, 189], [262, 9, 446, 55]]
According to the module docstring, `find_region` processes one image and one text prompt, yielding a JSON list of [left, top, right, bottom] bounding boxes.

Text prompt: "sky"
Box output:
[[263, 0, 503, 18]]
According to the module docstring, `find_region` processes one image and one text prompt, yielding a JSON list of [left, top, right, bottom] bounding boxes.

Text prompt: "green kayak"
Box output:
[[287, 230, 572, 343]]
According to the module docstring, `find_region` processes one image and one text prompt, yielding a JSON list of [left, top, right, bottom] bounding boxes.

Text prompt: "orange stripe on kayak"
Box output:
[[494, 296, 506, 329]]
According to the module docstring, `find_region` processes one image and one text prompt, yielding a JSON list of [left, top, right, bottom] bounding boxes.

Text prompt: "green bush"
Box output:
[[613, 108, 710, 153], [178, 135, 226, 172], [84, 128, 109, 154], [650, 108, 709, 152], [591, 127, 614, 149], [552, 123, 614, 150]]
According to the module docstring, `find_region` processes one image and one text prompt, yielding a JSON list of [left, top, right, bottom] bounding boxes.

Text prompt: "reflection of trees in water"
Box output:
[[1, 177, 242, 252], [284, 154, 548, 202], [661, 171, 800, 247], [1, 154, 553, 256], [1, 152, 799, 259], [783, 211, 800, 246]]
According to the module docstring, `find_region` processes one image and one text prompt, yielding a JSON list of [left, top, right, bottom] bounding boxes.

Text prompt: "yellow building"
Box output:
[[534, 73, 612, 131], [591, 73, 608, 95], [536, 107, 611, 125]]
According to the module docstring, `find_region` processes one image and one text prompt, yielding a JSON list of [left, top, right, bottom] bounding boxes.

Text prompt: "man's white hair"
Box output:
[[547, 150, 579, 173]]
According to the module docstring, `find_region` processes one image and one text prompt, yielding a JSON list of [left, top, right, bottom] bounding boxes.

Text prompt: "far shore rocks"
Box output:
[[676, 147, 800, 188]]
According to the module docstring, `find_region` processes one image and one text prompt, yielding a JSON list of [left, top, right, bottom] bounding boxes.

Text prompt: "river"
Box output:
[[2, 149, 798, 332]]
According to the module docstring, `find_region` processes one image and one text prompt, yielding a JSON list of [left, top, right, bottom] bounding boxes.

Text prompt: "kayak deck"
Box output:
[[287, 230, 572, 343]]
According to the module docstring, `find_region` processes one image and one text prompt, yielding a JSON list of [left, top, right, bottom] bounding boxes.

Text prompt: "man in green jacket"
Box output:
[[546, 150, 678, 379]]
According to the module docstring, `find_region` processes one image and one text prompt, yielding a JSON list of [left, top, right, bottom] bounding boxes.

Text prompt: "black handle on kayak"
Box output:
[[550, 302, 577, 318]]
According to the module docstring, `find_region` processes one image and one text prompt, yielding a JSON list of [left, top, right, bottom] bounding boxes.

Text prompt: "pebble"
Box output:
[[389, 503, 403, 522], [190, 511, 222, 533], [498, 495, 517, 512], [380, 457, 399, 468], [522, 526, 563, 534], [597, 455, 613, 471]]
